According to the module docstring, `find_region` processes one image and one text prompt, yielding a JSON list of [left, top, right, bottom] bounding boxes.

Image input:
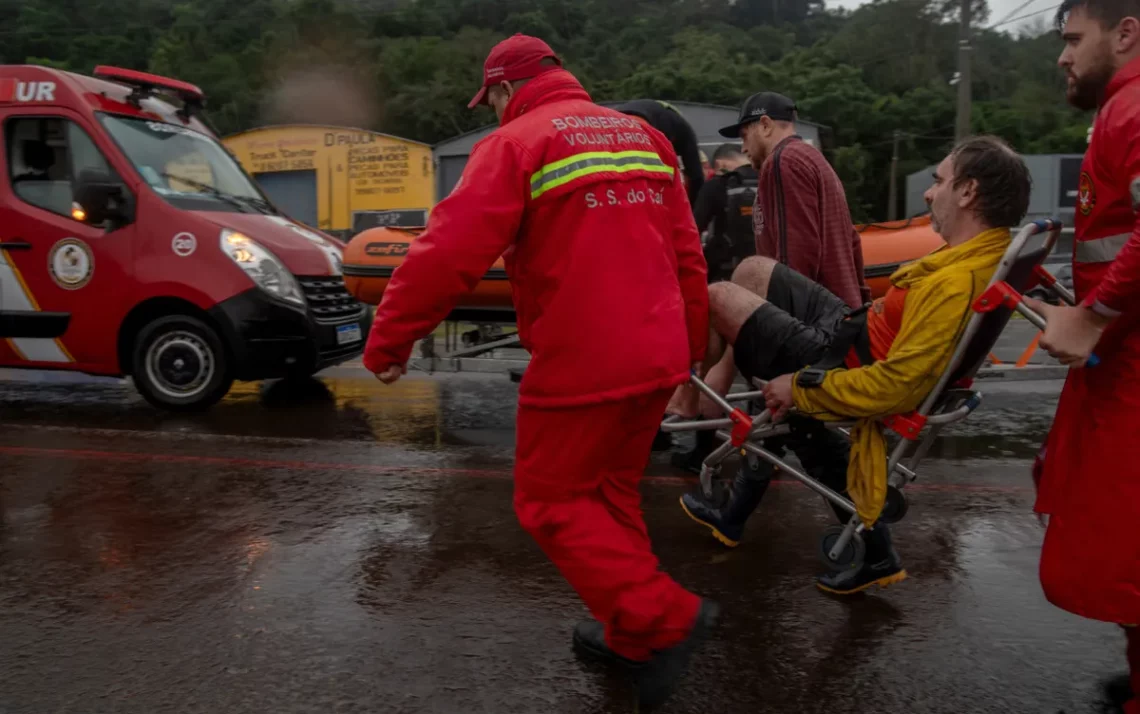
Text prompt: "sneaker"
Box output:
[[670, 430, 715, 474], [817, 556, 908, 595], [651, 427, 674, 452]]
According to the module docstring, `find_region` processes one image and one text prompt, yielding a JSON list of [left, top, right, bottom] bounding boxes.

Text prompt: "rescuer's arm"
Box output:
[[668, 166, 710, 365], [789, 274, 973, 418], [1027, 111, 1140, 366], [1087, 117, 1140, 316], [362, 136, 528, 376], [776, 153, 823, 279]]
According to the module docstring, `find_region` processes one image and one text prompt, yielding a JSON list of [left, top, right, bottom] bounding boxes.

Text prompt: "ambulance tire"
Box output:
[[132, 315, 233, 412]]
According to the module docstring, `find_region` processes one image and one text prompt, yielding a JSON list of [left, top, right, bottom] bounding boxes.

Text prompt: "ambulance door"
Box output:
[[0, 108, 137, 371]]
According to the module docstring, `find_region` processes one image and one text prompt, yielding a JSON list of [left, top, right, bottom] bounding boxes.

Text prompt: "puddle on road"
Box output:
[[0, 372, 518, 449]]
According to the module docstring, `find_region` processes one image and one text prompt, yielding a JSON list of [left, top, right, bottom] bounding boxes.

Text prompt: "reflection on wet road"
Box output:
[[0, 368, 1126, 713]]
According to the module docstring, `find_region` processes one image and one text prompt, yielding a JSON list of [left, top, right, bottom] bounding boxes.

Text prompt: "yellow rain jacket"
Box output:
[[790, 227, 1012, 527]]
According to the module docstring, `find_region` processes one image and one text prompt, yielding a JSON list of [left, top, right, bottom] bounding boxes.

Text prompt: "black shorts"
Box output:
[[733, 262, 850, 381]]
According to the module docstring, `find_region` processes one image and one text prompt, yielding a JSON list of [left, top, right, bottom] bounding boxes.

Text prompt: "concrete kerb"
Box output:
[[974, 364, 1069, 381]]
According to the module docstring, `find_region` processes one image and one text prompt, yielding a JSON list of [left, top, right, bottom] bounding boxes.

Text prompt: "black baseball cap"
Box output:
[[718, 92, 798, 138]]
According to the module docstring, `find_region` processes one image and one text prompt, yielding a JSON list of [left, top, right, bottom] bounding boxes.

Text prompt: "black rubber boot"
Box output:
[[670, 429, 715, 474], [634, 599, 720, 709], [816, 524, 908, 595], [572, 599, 721, 710], [679, 458, 773, 547], [572, 620, 644, 669], [785, 419, 909, 594], [1099, 673, 1134, 713]]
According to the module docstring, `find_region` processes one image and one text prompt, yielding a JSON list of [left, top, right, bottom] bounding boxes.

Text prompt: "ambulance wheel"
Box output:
[[819, 526, 866, 572], [132, 315, 233, 412]]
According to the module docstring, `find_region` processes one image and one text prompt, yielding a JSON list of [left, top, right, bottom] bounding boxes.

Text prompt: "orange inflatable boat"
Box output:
[[342, 215, 945, 315]]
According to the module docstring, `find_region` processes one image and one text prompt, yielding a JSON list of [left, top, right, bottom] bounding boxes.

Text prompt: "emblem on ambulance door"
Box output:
[[48, 238, 93, 290], [1078, 171, 1096, 216], [172, 232, 197, 257]]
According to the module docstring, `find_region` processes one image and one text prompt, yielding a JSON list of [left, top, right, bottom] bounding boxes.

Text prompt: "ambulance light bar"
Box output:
[[92, 66, 205, 118]]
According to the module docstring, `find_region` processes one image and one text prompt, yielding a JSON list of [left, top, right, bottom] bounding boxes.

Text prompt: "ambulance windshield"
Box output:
[[99, 114, 272, 214]]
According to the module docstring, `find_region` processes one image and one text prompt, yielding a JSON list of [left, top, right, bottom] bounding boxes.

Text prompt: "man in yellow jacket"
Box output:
[[671, 136, 1032, 593]]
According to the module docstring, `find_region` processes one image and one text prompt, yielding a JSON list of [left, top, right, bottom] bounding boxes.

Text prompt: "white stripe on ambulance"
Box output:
[[0, 251, 70, 363]]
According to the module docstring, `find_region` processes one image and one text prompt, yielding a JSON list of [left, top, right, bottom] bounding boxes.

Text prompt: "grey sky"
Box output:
[[825, 0, 1061, 34]]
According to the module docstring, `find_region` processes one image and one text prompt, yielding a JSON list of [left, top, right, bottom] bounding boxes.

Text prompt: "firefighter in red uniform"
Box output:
[[360, 35, 718, 708], [1024, 1, 1140, 710]]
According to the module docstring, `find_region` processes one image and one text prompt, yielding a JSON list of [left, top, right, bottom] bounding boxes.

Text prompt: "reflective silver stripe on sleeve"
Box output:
[[1075, 232, 1131, 263], [1091, 299, 1123, 319], [1132, 176, 1140, 211]]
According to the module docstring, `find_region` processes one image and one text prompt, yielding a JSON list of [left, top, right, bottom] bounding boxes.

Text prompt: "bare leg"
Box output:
[[665, 324, 723, 417], [731, 255, 778, 299], [666, 281, 770, 417], [699, 348, 736, 418], [694, 258, 780, 414]]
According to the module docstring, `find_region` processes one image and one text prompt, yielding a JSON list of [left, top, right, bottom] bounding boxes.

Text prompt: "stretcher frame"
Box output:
[[661, 219, 1068, 571]]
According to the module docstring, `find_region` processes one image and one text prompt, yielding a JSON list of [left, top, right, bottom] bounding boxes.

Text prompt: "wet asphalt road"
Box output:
[[0, 366, 1130, 714]]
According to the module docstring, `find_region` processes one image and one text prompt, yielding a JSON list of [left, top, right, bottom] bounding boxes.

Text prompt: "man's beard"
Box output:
[[749, 147, 767, 170], [1067, 49, 1115, 111]]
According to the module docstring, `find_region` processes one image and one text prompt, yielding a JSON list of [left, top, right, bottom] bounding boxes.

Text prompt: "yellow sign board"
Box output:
[[222, 125, 435, 232]]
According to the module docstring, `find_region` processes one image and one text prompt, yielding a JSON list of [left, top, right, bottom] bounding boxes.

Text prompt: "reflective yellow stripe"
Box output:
[[1075, 232, 1130, 263], [529, 150, 674, 199]]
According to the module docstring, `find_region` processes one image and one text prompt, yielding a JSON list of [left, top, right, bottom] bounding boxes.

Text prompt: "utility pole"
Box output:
[[888, 130, 901, 221], [955, 0, 973, 142]]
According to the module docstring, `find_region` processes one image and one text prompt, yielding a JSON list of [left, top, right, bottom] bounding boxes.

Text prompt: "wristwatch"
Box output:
[[796, 368, 827, 388]]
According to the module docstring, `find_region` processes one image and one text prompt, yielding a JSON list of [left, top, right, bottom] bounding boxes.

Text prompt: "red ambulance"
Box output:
[[0, 64, 372, 410]]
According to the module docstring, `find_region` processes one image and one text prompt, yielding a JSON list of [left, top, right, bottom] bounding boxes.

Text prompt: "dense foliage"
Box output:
[[0, 0, 1091, 220]]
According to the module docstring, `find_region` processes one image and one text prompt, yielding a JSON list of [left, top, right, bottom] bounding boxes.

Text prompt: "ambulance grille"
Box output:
[[297, 276, 365, 322]]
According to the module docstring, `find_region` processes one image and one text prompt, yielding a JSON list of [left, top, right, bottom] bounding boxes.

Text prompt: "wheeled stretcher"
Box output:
[[661, 219, 1074, 572]]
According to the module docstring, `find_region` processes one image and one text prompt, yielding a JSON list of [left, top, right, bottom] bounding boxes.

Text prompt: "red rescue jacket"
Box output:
[[1036, 55, 1140, 625], [361, 70, 709, 408]]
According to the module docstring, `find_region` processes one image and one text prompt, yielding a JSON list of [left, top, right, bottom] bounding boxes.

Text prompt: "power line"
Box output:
[[989, 2, 1061, 29], [988, 0, 1046, 27]]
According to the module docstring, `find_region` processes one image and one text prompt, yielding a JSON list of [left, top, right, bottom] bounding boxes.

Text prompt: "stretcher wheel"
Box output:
[[819, 526, 865, 572], [878, 486, 909, 524]]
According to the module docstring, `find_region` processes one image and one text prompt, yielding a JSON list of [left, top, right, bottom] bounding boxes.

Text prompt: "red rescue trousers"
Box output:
[[1127, 625, 1139, 714], [513, 388, 701, 662]]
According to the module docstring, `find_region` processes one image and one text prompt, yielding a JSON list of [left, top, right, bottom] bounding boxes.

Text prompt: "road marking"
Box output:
[[0, 444, 1035, 493]]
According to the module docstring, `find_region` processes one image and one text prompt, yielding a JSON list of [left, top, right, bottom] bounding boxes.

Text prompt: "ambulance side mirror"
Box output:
[[73, 170, 134, 231]]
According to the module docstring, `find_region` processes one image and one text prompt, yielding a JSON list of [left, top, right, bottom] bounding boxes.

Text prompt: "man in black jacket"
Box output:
[[615, 99, 705, 204], [692, 144, 758, 283]]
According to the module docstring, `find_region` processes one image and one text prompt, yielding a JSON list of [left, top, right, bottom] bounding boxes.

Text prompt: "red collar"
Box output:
[[500, 69, 591, 125], [1104, 54, 1140, 105]]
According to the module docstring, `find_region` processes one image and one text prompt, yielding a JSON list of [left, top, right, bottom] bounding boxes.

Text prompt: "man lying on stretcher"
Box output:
[[667, 136, 1032, 594]]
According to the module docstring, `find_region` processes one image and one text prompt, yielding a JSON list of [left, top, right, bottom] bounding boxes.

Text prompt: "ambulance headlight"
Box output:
[[220, 229, 304, 306]]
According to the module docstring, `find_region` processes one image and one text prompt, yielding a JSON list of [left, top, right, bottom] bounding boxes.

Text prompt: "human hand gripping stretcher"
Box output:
[[974, 271, 1100, 368], [661, 219, 1068, 574]]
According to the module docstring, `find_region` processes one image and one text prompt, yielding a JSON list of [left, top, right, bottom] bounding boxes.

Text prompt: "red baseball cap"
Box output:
[[467, 34, 562, 109]]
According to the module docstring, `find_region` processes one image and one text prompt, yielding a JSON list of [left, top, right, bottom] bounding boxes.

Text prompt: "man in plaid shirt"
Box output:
[[671, 91, 885, 594]]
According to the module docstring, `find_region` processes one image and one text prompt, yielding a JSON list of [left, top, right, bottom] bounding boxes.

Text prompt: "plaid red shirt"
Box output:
[[752, 136, 870, 308]]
